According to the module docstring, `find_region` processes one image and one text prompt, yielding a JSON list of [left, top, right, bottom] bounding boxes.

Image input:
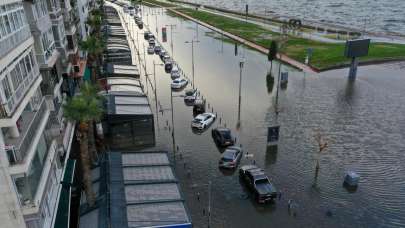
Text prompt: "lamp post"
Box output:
[[185, 39, 200, 89], [153, 61, 163, 114], [237, 60, 244, 129]]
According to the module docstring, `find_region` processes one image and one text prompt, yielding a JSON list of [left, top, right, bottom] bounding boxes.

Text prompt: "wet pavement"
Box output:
[[114, 3, 405, 227]]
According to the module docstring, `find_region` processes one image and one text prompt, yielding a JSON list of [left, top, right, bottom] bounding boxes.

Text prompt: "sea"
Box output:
[[184, 0, 405, 35]]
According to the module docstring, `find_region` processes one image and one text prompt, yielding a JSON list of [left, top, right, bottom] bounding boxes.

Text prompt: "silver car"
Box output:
[[219, 146, 243, 169]]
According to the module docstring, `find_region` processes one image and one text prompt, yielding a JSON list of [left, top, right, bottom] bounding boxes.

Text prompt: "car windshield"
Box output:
[[221, 130, 232, 139], [222, 151, 235, 161], [185, 90, 195, 96], [192, 119, 202, 123], [255, 178, 269, 185]]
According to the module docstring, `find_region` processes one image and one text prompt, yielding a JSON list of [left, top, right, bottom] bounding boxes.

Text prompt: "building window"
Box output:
[[14, 134, 49, 205], [10, 67, 23, 90], [0, 3, 27, 42], [3, 15, 11, 33], [1, 76, 12, 100], [25, 55, 32, 73]]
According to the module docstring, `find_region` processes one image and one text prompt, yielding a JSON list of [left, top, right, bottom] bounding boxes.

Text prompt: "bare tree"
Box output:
[[313, 129, 329, 186]]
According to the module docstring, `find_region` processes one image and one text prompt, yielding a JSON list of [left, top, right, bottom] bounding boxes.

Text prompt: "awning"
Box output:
[[54, 159, 76, 228]]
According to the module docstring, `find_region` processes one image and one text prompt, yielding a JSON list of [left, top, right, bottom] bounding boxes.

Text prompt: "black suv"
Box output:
[[239, 165, 277, 204], [212, 127, 234, 147]]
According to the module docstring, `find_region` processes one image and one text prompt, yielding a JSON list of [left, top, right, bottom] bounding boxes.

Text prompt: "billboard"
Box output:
[[344, 39, 371, 58]]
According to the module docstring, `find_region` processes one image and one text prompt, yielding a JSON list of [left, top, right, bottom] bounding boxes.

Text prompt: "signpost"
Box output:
[[344, 39, 370, 80]]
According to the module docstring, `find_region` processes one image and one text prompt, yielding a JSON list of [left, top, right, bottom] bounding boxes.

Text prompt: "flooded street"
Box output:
[[119, 5, 405, 227]]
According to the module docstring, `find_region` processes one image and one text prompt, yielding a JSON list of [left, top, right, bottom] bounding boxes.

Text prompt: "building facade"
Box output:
[[0, 0, 93, 227]]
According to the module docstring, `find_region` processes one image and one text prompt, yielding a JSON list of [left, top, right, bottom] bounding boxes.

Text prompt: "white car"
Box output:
[[171, 78, 188, 89], [191, 113, 216, 130], [170, 66, 180, 79]]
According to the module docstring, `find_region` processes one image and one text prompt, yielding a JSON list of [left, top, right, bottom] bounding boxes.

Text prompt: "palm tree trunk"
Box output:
[[87, 120, 98, 163], [77, 122, 96, 206]]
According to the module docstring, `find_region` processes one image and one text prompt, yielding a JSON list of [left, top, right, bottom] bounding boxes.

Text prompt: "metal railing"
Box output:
[[0, 26, 31, 59], [6, 99, 48, 165], [0, 66, 40, 118]]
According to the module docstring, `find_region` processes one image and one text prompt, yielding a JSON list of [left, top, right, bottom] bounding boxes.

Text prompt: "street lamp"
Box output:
[[237, 60, 244, 130], [185, 39, 200, 89], [153, 60, 164, 115]]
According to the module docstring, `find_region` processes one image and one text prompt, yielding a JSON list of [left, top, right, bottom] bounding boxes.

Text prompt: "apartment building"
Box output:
[[0, 0, 94, 227]]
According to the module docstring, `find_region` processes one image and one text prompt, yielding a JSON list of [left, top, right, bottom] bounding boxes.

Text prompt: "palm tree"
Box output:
[[80, 83, 103, 163], [63, 83, 103, 206], [87, 9, 103, 37], [79, 35, 105, 82]]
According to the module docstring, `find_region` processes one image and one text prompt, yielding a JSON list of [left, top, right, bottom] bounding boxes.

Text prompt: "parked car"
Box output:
[[184, 89, 197, 103], [219, 146, 243, 169], [171, 78, 188, 89], [159, 50, 167, 59], [239, 165, 277, 203], [148, 38, 155, 46], [193, 98, 205, 114], [144, 31, 152, 40], [170, 66, 180, 79], [165, 61, 173, 72], [147, 46, 155, 54], [212, 127, 234, 147], [154, 45, 162, 54], [191, 113, 216, 130], [162, 54, 171, 63]]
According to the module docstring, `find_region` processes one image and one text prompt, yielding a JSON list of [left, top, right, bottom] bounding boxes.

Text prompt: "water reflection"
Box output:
[[266, 72, 275, 93], [265, 145, 278, 166]]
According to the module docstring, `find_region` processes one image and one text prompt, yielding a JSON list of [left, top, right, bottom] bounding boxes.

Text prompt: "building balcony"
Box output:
[[28, 14, 52, 34], [5, 99, 49, 165], [49, 6, 63, 21], [0, 67, 41, 119], [65, 22, 77, 36], [40, 69, 63, 96], [0, 25, 31, 59], [66, 34, 78, 55], [36, 44, 60, 69]]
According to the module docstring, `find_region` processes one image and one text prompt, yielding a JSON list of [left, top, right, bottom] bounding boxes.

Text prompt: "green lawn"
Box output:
[[171, 7, 405, 70]]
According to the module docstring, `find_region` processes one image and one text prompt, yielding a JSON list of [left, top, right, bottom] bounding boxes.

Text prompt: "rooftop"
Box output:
[[79, 151, 192, 228]]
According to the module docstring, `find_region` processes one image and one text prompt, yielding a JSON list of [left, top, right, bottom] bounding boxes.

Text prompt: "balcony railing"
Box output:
[[0, 26, 31, 59], [0, 66, 40, 118], [36, 43, 57, 66], [5, 99, 49, 165]]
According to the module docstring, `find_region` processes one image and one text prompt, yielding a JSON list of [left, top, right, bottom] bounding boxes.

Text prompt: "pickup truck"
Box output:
[[239, 165, 277, 203]]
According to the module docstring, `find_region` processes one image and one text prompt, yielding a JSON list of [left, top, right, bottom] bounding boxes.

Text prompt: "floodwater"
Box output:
[[120, 5, 405, 228], [183, 0, 405, 36]]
